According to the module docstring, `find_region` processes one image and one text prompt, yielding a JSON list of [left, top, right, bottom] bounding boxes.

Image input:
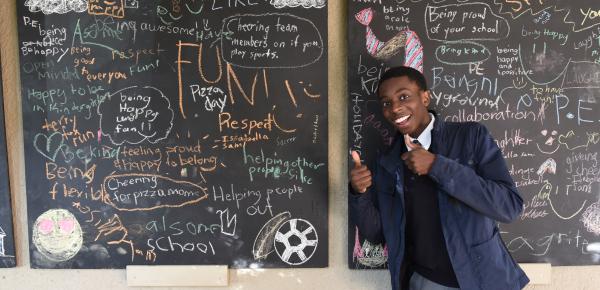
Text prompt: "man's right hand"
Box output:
[[350, 151, 372, 194]]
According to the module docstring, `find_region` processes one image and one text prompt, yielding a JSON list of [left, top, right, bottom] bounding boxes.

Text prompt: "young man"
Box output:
[[349, 66, 529, 290]]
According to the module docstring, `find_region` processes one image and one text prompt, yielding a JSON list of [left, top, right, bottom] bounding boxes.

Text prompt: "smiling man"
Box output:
[[349, 66, 529, 290]]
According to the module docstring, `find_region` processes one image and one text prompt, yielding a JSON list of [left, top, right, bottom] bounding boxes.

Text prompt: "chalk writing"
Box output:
[[19, 0, 328, 269], [348, 0, 600, 268]]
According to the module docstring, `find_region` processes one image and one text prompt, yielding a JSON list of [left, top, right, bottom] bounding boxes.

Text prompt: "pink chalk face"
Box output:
[[58, 219, 75, 234], [33, 209, 84, 262], [38, 219, 54, 235]]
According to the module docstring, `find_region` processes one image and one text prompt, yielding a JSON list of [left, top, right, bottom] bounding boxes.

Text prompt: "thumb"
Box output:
[[404, 134, 423, 150], [351, 151, 362, 168]]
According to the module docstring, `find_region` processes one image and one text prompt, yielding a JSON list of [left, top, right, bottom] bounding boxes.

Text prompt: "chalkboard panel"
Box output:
[[18, 0, 327, 268], [348, 0, 600, 268], [0, 53, 16, 268]]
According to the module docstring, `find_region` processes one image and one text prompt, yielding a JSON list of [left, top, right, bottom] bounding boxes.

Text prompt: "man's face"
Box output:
[[378, 76, 431, 137]]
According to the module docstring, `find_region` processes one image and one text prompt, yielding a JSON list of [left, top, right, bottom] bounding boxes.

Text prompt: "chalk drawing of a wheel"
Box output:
[[274, 218, 318, 265]]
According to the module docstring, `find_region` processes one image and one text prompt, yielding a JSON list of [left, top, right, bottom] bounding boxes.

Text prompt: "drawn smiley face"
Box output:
[[536, 129, 560, 154], [32, 209, 83, 262]]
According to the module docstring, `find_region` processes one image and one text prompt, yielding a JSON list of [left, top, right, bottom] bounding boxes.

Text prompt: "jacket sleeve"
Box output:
[[348, 164, 385, 244], [428, 123, 524, 223]]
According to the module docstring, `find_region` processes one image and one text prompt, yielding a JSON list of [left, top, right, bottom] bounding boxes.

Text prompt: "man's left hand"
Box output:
[[401, 134, 436, 175]]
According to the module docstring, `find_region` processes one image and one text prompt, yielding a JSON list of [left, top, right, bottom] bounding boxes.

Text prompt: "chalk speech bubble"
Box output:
[[104, 173, 209, 211], [425, 3, 509, 41], [221, 13, 324, 68], [98, 86, 173, 145], [435, 41, 491, 65]]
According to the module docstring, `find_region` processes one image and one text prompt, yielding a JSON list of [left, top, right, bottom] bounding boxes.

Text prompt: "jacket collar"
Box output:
[[430, 111, 445, 155], [380, 132, 404, 174], [380, 110, 445, 174]]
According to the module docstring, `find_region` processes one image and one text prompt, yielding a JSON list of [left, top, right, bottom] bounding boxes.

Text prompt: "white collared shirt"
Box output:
[[406, 113, 435, 151]]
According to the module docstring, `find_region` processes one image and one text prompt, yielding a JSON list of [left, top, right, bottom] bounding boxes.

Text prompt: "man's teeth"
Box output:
[[396, 115, 410, 123]]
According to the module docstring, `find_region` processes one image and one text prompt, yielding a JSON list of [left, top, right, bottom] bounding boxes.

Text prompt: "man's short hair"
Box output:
[[377, 66, 428, 94]]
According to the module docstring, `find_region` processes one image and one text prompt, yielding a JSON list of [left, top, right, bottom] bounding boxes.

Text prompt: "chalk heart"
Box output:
[[33, 132, 65, 161]]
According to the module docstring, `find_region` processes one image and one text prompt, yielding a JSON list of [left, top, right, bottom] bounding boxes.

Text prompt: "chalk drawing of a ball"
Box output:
[[32, 209, 83, 262], [582, 201, 600, 236], [274, 218, 318, 265]]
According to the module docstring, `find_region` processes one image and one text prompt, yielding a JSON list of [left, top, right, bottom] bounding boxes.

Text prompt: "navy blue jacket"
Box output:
[[349, 119, 529, 290]]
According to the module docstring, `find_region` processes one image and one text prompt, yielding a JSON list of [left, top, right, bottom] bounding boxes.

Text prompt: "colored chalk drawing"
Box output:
[[32, 209, 83, 262]]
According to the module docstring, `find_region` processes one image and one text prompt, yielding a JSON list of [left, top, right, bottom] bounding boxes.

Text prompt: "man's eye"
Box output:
[[382, 101, 391, 107], [399, 94, 409, 100]]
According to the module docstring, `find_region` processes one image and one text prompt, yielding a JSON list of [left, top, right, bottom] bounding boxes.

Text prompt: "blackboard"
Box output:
[[0, 53, 16, 268], [348, 0, 600, 268], [17, 0, 328, 269]]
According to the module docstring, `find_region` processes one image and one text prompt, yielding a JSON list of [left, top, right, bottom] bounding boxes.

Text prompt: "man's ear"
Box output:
[[421, 90, 431, 107]]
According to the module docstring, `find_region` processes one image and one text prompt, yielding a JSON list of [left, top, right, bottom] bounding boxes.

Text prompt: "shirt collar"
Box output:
[[406, 113, 435, 151]]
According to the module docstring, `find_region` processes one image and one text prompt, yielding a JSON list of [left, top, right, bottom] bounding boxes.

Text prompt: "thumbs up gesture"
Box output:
[[401, 134, 436, 176], [350, 151, 372, 194]]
